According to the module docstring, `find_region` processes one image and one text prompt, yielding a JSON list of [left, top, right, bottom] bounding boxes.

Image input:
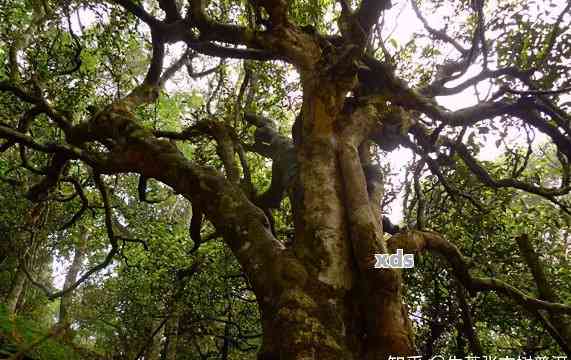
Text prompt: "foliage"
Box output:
[[1, 0, 570, 357], [0, 305, 84, 360]]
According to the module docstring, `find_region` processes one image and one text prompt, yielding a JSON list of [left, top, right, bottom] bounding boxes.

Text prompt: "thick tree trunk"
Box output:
[[257, 78, 415, 359], [80, 72, 417, 359]]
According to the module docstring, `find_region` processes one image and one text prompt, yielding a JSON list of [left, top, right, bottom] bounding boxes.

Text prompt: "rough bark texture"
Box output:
[[255, 71, 415, 358], [69, 61, 417, 360]]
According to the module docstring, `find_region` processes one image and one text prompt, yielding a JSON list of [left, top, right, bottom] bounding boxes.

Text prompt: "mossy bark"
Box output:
[[256, 79, 415, 359]]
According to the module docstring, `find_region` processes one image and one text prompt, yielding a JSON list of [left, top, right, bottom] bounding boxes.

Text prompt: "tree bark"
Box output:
[[256, 76, 416, 359], [1, 6, 421, 356]]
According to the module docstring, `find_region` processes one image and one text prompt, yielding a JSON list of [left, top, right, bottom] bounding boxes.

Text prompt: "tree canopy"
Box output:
[[1, 0, 571, 358]]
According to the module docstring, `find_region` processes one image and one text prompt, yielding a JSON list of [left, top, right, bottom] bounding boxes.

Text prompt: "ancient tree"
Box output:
[[1, 0, 571, 358]]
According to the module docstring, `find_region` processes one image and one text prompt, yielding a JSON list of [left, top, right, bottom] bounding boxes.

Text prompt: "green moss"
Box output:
[[275, 307, 343, 353], [278, 288, 316, 310], [279, 257, 308, 285]]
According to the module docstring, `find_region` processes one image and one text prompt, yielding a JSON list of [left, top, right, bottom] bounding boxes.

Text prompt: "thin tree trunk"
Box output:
[[221, 321, 231, 360], [5, 263, 27, 315], [58, 228, 88, 326], [456, 282, 483, 355], [6, 201, 49, 316], [517, 234, 571, 347], [163, 313, 180, 360], [145, 317, 164, 360], [6, 223, 34, 316]]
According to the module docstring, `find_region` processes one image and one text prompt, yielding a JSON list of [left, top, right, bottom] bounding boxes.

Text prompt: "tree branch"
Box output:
[[22, 175, 118, 300], [387, 230, 571, 314], [113, 0, 160, 26], [409, 123, 571, 213], [356, 0, 392, 37], [244, 113, 296, 209], [410, 0, 468, 55]]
